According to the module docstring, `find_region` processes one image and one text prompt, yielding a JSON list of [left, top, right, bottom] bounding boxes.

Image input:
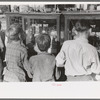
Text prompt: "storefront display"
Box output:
[[5, 10, 100, 51], [5, 12, 61, 55]]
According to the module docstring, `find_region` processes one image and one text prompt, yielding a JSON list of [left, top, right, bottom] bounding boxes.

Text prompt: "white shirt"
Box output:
[[56, 37, 100, 76]]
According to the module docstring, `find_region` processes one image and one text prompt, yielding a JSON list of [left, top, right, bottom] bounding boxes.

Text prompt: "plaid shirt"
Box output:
[[3, 41, 30, 82]]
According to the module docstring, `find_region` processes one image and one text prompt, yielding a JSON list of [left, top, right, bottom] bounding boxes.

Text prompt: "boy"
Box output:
[[29, 34, 56, 82], [56, 20, 100, 81], [3, 23, 31, 82]]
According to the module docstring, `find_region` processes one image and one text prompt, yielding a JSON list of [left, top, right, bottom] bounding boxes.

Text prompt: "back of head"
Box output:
[[35, 33, 51, 52], [7, 23, 22, 41], [75, 20, 91, 32]]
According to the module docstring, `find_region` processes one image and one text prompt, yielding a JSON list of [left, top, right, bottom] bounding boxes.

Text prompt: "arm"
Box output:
[[85, 49, 100, 81], [90, 49, 100, 75], [55, 42, 66, 80], [55, 65, 61, 80], [21, 49, 33, 78], [56, 42, 66, 67]]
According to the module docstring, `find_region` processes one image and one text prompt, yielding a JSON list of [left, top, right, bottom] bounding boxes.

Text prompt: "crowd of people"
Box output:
[[0, 19, 100, 82]]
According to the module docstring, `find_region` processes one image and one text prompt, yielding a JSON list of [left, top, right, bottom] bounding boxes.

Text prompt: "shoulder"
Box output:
[[63, 40, 74, 44], [30, 55, 39, 60], [44, 54, 55, 60], [62, 40, 81, 49], [45, 54, 56, 63], [49, 54, 55, 59], [18, 43, 27, 54], [62, 40, 76, 47], [87, 43, 97, 52], [29, 55, 38, 63]]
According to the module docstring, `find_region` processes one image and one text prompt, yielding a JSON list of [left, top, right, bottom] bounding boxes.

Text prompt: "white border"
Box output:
[[0, 1, 100, 99], [0, 82, 100, 98], [0, 2, 100, 5]]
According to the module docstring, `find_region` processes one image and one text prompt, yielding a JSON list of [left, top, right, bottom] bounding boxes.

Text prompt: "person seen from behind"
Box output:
[[3, 23, 31, 82], [56, 20, 100, 81], [29, 33, 56, 82]]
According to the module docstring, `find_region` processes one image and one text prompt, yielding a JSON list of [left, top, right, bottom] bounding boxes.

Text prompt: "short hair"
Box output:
[[7, 23, 22, 40], [75, 20, 91, 32], [35, 34, 51, 52]]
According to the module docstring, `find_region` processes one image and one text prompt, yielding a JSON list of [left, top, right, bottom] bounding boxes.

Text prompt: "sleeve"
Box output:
[[55, 42, 66, 67], [21, 48, 32, 78], [90, 49, 100, 74], [29, 57, 34, 75]]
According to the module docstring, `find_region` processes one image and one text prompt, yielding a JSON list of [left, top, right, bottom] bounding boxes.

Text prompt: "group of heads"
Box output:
[[6, 23, 51, 53], [6, 19, 92, 53]]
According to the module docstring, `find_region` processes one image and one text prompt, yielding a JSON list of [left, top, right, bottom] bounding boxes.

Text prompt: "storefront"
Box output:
[[5, 11, 100, 49], [5, 12, 61, 55], [63, 11, 100, 49]]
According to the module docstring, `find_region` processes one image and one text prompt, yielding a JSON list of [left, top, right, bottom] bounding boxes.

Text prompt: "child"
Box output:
[[3, 23, 31, 82], [29, 33, 56, 82], [56, 20, 100, 81]]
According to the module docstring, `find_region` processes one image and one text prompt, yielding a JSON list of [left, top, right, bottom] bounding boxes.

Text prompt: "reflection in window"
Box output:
[[9, 16, 22, 27]]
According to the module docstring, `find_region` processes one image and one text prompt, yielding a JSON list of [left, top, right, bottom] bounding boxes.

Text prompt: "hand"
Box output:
[[95, 75, 100, 81], [27, 71, 33, 79]]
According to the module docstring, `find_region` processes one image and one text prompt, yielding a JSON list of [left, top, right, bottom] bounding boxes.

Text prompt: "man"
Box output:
[[56, 20, 100, 81]]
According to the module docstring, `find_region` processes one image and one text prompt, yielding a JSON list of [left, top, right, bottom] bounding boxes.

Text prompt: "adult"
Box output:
[[56, 20, 100, 81]]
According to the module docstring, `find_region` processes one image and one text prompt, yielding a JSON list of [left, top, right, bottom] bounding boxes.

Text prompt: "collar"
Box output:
[[10, 40, 21, 45], [75, 37, 88, 43], [38, 52, 50, 55]]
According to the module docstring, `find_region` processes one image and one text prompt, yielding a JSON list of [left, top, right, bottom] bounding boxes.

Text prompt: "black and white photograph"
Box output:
[[0, 1, 100, 99]]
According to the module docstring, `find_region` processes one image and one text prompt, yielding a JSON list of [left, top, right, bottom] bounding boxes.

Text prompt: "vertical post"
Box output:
[[27, 17, 30, 29], [65, 17, 70, 40], [67, 19, 70, 40], [57, 15, 60, 41], [65, 17, 67, 40], [6, 14, 10, 30], [22, 15, 25, 31]]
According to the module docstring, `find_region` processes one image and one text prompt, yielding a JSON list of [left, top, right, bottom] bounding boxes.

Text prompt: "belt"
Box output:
[[68, 74, 91, 77], [67, 74, 93, 81]]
